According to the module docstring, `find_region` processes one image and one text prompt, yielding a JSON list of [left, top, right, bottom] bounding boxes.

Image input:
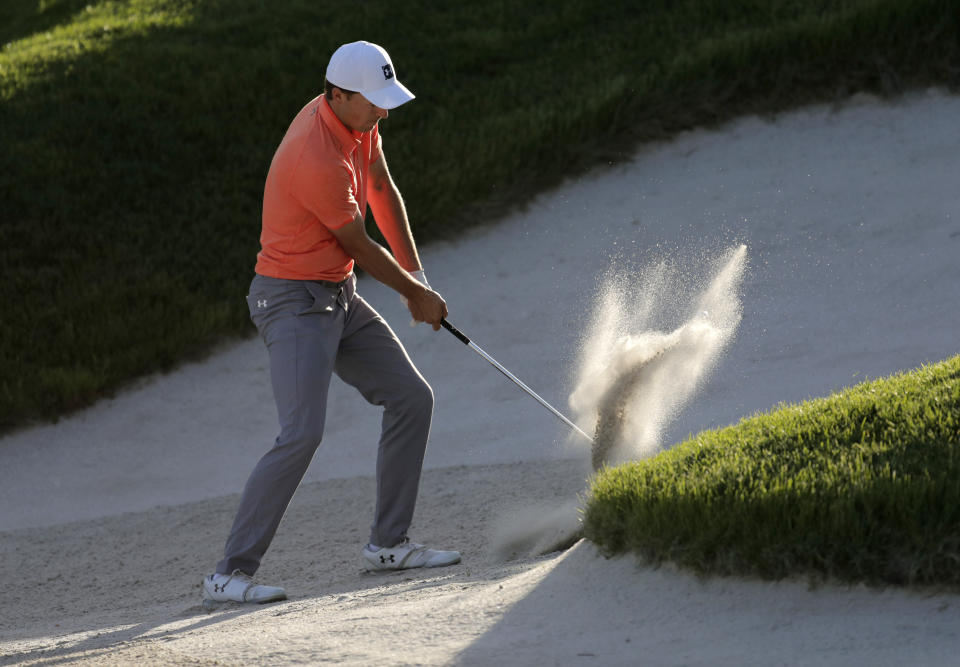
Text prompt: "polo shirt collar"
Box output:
[[319, 97, 362, 155]]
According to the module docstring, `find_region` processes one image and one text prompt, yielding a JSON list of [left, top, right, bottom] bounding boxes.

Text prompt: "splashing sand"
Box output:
[[571, 245, 747, 469], [489, 245, 748, 560]]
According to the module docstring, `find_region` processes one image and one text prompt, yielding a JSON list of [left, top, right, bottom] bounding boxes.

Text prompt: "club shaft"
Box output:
[[441, 319, 594, 443]]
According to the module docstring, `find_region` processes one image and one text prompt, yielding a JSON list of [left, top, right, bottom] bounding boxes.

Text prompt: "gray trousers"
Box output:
[[217, 273, 433, 575]]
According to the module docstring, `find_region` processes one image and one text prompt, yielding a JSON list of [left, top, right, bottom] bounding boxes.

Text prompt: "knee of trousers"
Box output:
[[390, 376, 434, 417], [275, 419, 326, 464]]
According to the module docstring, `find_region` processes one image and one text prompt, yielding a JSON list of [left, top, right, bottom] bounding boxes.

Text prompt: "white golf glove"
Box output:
[[411, 269, 430, 289], [401, 270, 431, 326], [400, 269, 430, 307]]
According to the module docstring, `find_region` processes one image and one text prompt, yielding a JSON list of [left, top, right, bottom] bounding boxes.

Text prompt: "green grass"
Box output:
[[584, 355, 960, 587], [2, 0, 959, 431]]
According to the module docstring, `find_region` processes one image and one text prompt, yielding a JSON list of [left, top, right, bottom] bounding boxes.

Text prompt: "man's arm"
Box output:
[[367, 152, 420, 272], [328, 213, 447, 330]]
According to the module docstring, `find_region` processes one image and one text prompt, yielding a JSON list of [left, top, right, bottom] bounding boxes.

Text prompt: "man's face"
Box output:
[[330, 89, 388, 133]]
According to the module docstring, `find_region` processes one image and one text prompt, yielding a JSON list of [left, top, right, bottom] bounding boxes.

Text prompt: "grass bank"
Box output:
[[583, 355, 960, 588], [2, 0, 959, 431]]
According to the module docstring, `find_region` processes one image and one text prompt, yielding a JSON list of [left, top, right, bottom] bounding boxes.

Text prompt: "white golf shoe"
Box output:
[[363, 537, 461, 571], [201, 570, 287, 608]]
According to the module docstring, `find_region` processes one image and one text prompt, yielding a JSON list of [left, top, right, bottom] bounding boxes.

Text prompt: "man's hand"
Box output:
[[405, 284, 448, 331], [400, 269, 430, 307]]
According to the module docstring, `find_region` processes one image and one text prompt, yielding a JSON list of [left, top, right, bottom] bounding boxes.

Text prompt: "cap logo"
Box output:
[[382, 64, 394, 80]]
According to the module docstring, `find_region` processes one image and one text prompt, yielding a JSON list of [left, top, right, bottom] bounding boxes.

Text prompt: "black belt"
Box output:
[[312, 277, 349, 289]]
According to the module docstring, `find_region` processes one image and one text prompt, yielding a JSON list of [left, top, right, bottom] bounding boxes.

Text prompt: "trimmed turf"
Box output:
[[2, 0, 959, 430], [583, 355, 960, 587]]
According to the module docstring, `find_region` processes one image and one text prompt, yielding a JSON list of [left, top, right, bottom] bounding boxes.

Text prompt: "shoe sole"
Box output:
[[363, 555, 461, 572], [201, 593, 287, 611]]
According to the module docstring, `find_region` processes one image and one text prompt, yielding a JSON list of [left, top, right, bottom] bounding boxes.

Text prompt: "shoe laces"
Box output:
[[397, 537, 425, 550], [219, 569, 252, 584], [369, 537, 426, 552]]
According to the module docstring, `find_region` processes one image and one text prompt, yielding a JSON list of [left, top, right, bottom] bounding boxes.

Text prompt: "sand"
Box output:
[[2, 89, 959, 665]]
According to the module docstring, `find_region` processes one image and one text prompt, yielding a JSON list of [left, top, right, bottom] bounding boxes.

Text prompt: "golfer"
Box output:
[[203, 41, 460, 605]]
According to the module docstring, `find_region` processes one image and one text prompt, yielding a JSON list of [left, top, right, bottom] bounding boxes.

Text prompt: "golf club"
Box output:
[[440, 318, 594, 444]]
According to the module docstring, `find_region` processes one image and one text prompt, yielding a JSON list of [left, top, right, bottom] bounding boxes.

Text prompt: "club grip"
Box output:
[[440, 318, 470, 345]]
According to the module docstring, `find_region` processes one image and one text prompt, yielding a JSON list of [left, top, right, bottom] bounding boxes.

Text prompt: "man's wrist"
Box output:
[[399, 269, 428, 302], [410, 269, 429, 287]]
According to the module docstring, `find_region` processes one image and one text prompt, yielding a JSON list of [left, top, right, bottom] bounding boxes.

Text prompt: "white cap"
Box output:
[[325, 41, 415, 110]]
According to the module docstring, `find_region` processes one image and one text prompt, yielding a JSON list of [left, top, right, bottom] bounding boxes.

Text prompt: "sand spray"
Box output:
[[571, 244, 747, 468], [489, 244, 747, 559]]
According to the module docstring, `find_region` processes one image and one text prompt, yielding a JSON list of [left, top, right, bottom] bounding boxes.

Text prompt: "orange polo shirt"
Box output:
[[255, 95, 382, 281]]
